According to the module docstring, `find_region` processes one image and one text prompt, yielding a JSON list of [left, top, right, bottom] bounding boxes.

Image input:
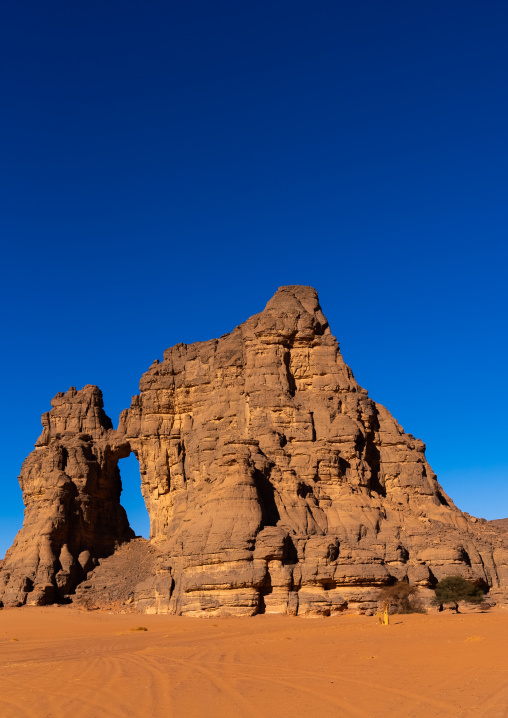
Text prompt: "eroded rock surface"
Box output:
[[73, 538, 157, 611], [1, 286, 507, 614], [0, 386, 133, 606], [119, 285, 508, 615]]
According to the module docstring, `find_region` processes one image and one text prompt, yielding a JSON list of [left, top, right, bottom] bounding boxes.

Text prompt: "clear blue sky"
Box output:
[[2, 1, 507, 557]]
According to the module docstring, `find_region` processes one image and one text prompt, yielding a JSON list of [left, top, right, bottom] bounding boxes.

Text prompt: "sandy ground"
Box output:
[[0, 608, 507, 718]]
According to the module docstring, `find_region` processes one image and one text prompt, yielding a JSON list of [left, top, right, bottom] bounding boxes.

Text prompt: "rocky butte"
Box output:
[[1, 286, 507, 615]]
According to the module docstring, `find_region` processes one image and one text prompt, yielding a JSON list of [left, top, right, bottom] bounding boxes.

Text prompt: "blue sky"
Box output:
[[1, 1, 507, 557]]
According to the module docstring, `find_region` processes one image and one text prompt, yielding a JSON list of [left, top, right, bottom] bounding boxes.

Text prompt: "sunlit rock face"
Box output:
[[117, 285, 506, 615], [2, 286, 507, 614], [0, 386, 133, 606]]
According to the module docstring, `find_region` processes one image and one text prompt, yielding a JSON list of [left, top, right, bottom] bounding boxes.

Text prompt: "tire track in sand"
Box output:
[[133, 647, 263, 718], [197, 646, 459, 717], [143, 644, 372, 718], [463, 680, 508, 718]]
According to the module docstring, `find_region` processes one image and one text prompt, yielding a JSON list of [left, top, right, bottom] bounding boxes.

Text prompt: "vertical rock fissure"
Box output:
[[253, 467, 280, 529], [283, 350, 297, 397]]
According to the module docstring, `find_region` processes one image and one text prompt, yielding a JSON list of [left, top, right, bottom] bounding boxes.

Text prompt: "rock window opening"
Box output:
[[118, 454, 150, 539]]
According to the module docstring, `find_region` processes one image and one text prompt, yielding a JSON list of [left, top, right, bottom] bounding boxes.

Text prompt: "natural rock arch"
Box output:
[[1, 286, 507, 614], [117, 453, 151, 540]]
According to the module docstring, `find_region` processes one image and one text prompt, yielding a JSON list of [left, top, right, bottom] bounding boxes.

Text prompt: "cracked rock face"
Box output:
[[2, 286, 507, 614], [0, 386, 133, 606], [119, 285, 507, 615]]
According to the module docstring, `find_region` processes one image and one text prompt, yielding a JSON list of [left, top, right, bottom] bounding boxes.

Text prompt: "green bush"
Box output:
[[378, 581, 424, 614], [433, 576, 486, 605]]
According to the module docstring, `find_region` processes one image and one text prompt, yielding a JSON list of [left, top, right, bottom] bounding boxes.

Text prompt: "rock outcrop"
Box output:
[[2, 286, 507, 614], [489, 519, 508, 532], [73, 538, 157, 611], [0, 386, 133, 606]]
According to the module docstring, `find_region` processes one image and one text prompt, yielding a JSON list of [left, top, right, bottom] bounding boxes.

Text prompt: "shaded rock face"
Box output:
[[2, 286, 507, 614], [0, 386, 133, 606]]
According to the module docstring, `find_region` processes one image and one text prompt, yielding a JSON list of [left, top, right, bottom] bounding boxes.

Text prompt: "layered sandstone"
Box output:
[[116, 286, 507, 615], [0, 386, 133, 606], [2, 286, 507, 614]]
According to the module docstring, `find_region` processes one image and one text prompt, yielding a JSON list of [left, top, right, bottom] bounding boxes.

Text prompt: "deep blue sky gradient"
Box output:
[[1, 1, 507, 557]]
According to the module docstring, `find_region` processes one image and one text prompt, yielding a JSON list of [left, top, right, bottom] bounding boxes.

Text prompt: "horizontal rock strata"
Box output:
[[1, 286, 507, 614]]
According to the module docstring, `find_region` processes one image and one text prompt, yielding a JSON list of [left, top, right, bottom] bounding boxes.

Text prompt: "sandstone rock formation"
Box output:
[[489, 519, 508, 532], [2, 286, 507, 614], [0, 386, 133, 606]]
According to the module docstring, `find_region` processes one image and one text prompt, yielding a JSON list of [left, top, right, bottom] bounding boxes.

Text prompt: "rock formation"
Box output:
[[0, 386, 133, 606], [2, 286, 507, 614]]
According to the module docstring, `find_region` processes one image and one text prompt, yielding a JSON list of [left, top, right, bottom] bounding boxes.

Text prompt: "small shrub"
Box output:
[[433, 576, 486, 606], [378, 581, 424, 614], [131, 626, 148, 632]]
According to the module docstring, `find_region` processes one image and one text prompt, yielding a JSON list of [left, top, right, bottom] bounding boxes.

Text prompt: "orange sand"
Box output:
[[0, 608, 507, 717]]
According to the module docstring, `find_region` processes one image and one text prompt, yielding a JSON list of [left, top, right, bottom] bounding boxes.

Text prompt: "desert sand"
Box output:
[[0, 609, 507, 718]]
